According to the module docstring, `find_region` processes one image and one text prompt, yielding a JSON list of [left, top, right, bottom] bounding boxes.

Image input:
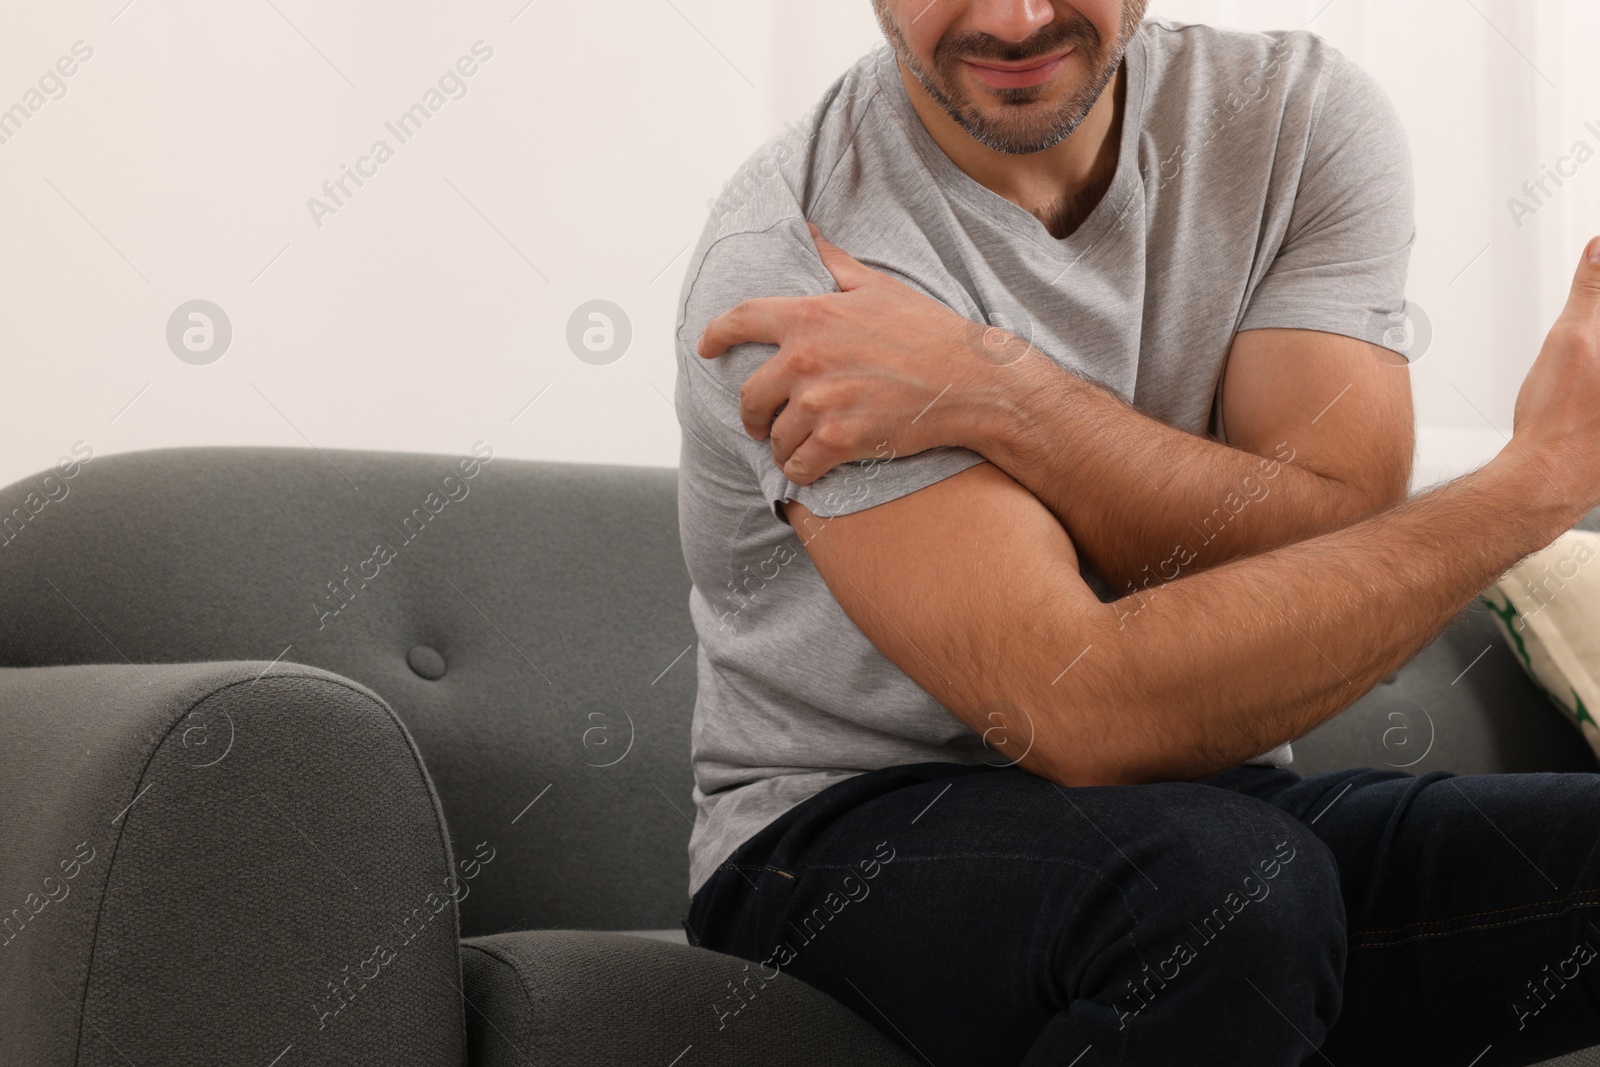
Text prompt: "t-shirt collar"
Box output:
[[870, 28, 1149, 257]]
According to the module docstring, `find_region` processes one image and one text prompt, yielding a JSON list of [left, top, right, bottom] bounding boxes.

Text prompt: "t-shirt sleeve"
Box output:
[[676, 216, 987, 523], [1235, 48, 1416, 352]]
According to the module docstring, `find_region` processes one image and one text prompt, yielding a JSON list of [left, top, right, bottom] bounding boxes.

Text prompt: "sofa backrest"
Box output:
[[8, 445, 1599, 934], [0, 446, 700, 934]]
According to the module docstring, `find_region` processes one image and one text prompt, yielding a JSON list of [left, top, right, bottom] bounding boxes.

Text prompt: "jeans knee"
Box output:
[[1135, 788, 1346, 1026]]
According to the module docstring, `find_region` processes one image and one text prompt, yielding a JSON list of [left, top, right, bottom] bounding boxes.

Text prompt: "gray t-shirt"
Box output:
[[673, 18, 1414, 895]]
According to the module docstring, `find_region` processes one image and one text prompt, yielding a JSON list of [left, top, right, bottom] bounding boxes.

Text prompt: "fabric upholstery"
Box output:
[[460, 930, 919, 1066], [5, 445, 1600, 1066], [0, 661, 465, 1066], [0, 446, 701, 936]]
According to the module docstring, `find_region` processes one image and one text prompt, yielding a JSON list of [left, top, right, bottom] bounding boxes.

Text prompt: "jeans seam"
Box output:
[[863, 850, 1102, 866], [1350, 897, 1600, 950], [1349, 887, 1600, 939], [720, 862, 797, 880]]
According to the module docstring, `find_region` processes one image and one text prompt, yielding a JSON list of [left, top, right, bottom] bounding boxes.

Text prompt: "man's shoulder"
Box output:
[[697, 45, 894, 249], [1137, 16, 1341, 76], [1134, 17, 1399, 178], [674, 47, 897, 357], [1135, 17, 1373, 121]]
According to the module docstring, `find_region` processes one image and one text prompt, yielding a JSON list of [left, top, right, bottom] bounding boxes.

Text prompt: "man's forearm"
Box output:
[[967, 343, 1393, 594], [1044, 446, 1578, 786]]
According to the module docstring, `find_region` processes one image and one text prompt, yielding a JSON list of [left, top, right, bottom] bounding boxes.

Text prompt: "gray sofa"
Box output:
[[0, 445, 1596, 1066]]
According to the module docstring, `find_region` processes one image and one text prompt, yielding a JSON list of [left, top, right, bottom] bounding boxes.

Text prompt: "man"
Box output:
[[671, 1, 1600, 1063]]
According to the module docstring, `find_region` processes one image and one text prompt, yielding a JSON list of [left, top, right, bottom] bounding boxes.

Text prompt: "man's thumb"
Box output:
[[807, 221, 875, 291], [1570, 235, 1600, 303]]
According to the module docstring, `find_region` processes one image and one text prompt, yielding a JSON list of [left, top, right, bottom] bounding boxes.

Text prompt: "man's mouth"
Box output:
[[963, 47, 1075, 90]]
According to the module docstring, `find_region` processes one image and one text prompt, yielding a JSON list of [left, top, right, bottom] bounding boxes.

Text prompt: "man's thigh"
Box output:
[[688, 762, 1346, 1067], [1207, 764, 1600, 1066]]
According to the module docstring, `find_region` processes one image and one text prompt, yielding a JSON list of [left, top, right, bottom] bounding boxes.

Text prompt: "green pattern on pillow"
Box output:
[[1482, 531, 1600, 754]]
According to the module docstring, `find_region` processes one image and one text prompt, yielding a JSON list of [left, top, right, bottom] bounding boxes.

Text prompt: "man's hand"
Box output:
[[696, 223, 1007, 485], [1512, 237, 1600, 519]]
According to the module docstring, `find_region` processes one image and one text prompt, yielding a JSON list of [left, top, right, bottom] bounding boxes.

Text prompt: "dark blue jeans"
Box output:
[[684, 762, 1600, 1066]]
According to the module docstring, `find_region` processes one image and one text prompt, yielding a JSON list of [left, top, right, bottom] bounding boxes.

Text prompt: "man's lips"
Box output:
[[963, 47, 1074, 90]]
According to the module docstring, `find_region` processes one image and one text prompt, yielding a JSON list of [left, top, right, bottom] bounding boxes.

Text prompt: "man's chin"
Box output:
[[947, 103, 1087, 155]]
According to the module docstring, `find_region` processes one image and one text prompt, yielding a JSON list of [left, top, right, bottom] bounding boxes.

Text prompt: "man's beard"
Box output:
[[874, 1, 1148, 155]]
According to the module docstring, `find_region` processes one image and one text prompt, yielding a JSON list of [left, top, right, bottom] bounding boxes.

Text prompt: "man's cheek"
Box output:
[[1086, 1, 1126, 40]]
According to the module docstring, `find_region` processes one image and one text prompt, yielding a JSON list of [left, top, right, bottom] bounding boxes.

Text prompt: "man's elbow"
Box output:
[[1021, 695, 1245, 789], [1023, 723, 1164, 790], [1332, 451, 1413, 520], [1371, 430, 1416, 509], [1031, 750, 1175, 790]]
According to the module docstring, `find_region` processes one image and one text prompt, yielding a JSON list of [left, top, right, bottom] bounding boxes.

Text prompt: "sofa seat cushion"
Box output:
[[459, 929, 919, 1066]]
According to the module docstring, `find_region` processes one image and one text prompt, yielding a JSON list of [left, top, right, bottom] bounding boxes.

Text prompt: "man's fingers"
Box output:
[[807, 221, 877, 292], [698, 296, 796, 357], [767, 400, 814, 468], [739, 362, 795, 441], [781, 432, 843, 487], [770, 398, 849, 486]]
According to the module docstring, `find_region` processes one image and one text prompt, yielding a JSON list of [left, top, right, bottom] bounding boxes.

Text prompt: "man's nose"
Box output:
[[964, 0, 1057, 44]]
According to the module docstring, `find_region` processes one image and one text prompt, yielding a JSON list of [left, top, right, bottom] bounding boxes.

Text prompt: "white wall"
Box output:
[[2, 0, 1596, 494]]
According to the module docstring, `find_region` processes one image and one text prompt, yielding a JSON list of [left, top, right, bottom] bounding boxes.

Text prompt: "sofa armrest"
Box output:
[[0, 661, 468, 1067], [460, 930, 922, 1066]]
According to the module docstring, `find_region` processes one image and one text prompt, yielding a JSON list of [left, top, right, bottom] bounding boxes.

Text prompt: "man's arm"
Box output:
[[780, 241, 1600, 786], [972, 324, 1414, 594], [700, 236, 1414, 593]]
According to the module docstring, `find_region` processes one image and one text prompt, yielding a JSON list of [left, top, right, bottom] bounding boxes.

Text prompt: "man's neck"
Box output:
[[897, 62, 1126, 240]]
